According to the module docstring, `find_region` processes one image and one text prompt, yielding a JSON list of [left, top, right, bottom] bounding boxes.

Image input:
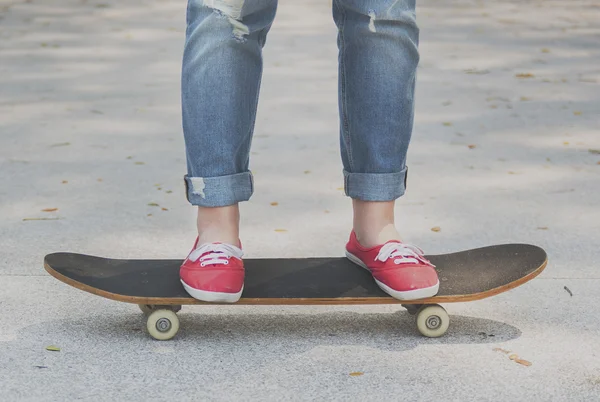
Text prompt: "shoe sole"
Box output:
[[181, 280, 243, 303], [345, 251, 439, 300]]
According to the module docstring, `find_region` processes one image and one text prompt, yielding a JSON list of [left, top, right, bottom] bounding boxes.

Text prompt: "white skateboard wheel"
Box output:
[[416, 304, 449, 338], [146, 309, 180, 341]]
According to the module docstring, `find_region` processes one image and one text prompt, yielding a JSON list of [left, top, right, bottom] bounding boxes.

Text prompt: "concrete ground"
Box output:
[[1, 0, 600, 400]]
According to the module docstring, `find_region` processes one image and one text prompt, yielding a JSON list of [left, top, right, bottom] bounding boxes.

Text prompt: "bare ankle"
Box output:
[[355, 224, 401, 248], [196, 204, 240, 246], [352, 199, 401, 247]]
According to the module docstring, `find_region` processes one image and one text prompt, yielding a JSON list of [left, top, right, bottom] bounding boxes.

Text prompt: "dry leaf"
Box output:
[[464, 69, 490, 75], [97, 178, 103, 182], [50, 142, 70, 147], [541, 48, 550, 53], [587, 376, 600, 386], [134, 161, 145, 165], [468, 144, 476, 149], [165, 190, 173, 194], [573, 111, 582, 116], [126, 156, 133, 159], [270, 202, 279, 206], [493, 348, 511, 354], [274, 229, 287, 233], [563, 142, 569, 145], [147, 213, 153, 216], [41, 208, 58, 212], [304, 170, 311, 174], [509, 354, 519, 360], [148, 203, 159, 207], [161, 208, 168, 211], [515, 73, 535, 79], [508, 171, 517, 175], [486, 96, 510, 102], [324, 210, 330, 213], [515, 359, 532, 367], [431, 226, 441, 232], [489, 104, 498, 109], [336, 187, 344, 191], [349, 372, 364, 377], [157, 187, 162, 190], [520, 96, 531, 101], [62, 180, 68, 184], [442, 122, 453, 126], [46, 346, 60, 352], [597, 161, 600, 165]]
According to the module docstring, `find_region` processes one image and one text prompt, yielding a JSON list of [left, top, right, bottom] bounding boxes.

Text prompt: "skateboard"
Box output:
[[44, 243, 547, 340]]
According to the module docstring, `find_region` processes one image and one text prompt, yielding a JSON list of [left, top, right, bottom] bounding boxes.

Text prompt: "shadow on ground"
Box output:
[[13, 309, 520, 350]]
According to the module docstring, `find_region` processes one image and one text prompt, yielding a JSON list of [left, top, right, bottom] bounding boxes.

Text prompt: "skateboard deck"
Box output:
[[44, 243, 547, 339]]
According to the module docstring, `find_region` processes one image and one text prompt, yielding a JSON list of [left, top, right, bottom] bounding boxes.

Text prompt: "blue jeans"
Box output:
[[182, 0, 419, 207]]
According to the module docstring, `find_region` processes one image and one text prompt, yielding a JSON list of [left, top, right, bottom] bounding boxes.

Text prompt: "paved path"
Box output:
[[1, 0, 599, 400]]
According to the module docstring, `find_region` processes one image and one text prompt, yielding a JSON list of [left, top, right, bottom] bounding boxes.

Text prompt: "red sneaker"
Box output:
[[345, 231, 439, 300], [180, 237, 244, 303]]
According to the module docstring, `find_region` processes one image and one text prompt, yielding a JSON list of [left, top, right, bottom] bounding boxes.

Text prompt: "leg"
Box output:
[[182, 0, 278, 244], [332, 0, 419, 247]]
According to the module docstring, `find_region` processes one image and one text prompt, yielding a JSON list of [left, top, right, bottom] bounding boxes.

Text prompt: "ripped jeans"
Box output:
[[182, 0, 419, 207]]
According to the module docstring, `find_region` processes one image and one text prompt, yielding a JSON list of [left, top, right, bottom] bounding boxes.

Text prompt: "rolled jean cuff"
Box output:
[[184, 171, 254, 207], [343, 166, 408, 202]]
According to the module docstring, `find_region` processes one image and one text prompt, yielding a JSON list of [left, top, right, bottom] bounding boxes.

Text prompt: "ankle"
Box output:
[[197, 232, 240, 248], [354, 223, 402, 248], [196, 204, 240, 247], [352, 199, 401, 247]]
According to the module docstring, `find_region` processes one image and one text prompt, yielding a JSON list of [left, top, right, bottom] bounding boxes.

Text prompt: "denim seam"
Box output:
[[248, 65, 262, 172], [335, 0, 354, 172], [247, 23, 269, 172]]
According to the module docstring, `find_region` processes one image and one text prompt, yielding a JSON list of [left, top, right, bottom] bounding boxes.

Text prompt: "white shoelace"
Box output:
[[376, 242, 435, 267], [188, 243, 244, 267]]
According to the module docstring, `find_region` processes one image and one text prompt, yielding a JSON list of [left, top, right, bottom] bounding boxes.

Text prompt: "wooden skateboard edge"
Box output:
[[43, 257, 547, 306]]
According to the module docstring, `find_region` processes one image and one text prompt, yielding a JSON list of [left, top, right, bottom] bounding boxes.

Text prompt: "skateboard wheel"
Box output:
[[147, 310, 180, 341], [416, 304, 449, 338]]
